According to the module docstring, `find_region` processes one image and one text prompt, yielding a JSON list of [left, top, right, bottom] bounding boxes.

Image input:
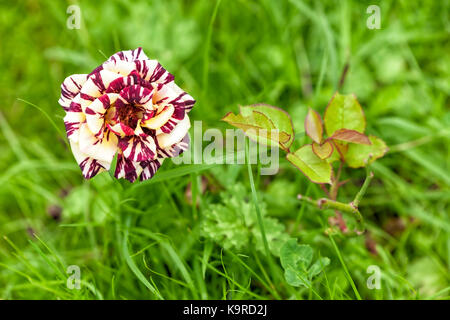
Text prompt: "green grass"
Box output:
[[0, 0, 449, 300]]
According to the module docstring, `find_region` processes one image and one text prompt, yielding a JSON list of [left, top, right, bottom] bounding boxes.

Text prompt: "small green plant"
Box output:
[[223, 92, 388, 235], [280, 239, 330, 288], [201, 184, 290, 256]]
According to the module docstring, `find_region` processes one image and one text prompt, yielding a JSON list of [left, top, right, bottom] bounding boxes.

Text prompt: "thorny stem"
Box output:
[[329, 162, 348, 233], [297, 195, 362, 224], [319, 184, 330, 197], [298, 165, 374, 235], [351, 167, 374, 208], [330, 162, 343, 201]]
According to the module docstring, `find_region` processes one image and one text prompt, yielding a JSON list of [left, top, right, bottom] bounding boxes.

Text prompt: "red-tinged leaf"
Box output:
[[222, 104, 294, 151], [330, 129, 371, 145], [312, 140, 334, 160], [242, 104, 294, 150], [305, 108, 323, 144]]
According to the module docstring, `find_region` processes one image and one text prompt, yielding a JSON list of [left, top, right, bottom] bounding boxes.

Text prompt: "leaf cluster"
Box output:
[[223, 92, 387, 184]]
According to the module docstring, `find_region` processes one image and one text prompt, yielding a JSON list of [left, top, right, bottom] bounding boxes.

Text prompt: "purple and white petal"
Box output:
[[107, 47, 149, 63], [63, 110, 86, 143], [154, 82, 196, 113], [157, 133, 190, 159], [117, 84, 154, 107], [69, 140, 108, 179], [156, 115, 191, 149], [104, 71, 150, 93], [134, 60, 174, 85], [157, 106, 186, 133], [107, 122, 135, 137], [114, 153, 143, 183], [78, 123, 118, 164], [151, 82, 195, 133], [80, 70, 123, 110], [103, 60, 138, 76], [118, 130, 157, 162], [85, 93, 119, 138], [140, 158, 163, 181], [141, 105, 174, 130], [60, 48, 195, 182], [59, 74, 88, 111]]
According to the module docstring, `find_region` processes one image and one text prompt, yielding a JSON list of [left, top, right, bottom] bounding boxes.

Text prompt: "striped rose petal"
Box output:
[[140, 158, 163, 181], [156, 115, 191, 149], [138, 60, 174, 85], [70, 140, 110, 179], [85, 93, 119, 139], [103, 60, 138, 77], [78, 123, 118, 163], [107, 47, 149, 63], [141, 105, 174, 130], [63, 109, 85, 143], [58, 47, 195, 182], [118, 84, 154, 108], [118, 126, 156, 162], [107, 122, 135, 137], [63, 92, 85, 142], [151, 82, 195, 133], [59, 74, 88, 111], [79, 70, 123, 111], [114, 153, 143, 183], [157, 134, 190, 159]]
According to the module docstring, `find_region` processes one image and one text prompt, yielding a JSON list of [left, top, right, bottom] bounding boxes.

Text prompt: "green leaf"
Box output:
[[108, 152, 118, 178], [330, 128, 371, 145], [242, 104, 294, 146], [324, 92, 366, 136], [280, 239, 313, 287], [280, 239, 330, 287], [308, 257, 331, 278], [280, 239, 313, 270], [222, 110, 274, 132], [345, 135, 388, 168], [326, 142, 341, 163], [201, 184, 254, 251], [286, 145, 332, 184], [201, 183, 288, 256], [252, 217, 291, 257], [312, 140, 334, 160], [222, 104, 294, 151], [305, 108, 323, 144]]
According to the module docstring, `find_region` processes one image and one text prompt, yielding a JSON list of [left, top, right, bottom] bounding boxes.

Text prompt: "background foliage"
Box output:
[[0, 0, 449, 299]]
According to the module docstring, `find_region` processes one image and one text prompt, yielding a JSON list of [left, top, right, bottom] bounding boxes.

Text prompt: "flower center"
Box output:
[[117, 103, 144, 129]]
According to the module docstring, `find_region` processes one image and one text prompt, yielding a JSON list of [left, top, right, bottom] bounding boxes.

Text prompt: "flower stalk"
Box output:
[[297, 167, 374, 234]]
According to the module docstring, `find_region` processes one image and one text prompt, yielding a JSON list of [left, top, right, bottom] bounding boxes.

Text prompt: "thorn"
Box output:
[[317, 198, 326, 208]]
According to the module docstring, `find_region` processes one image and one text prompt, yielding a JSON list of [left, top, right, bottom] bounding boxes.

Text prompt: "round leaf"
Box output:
[[345, 135, 388, 168], [324, 92, 366, 136]]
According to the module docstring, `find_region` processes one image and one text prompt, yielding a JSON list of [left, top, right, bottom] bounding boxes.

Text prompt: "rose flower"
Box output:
[[58, 48, 195, 182]]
